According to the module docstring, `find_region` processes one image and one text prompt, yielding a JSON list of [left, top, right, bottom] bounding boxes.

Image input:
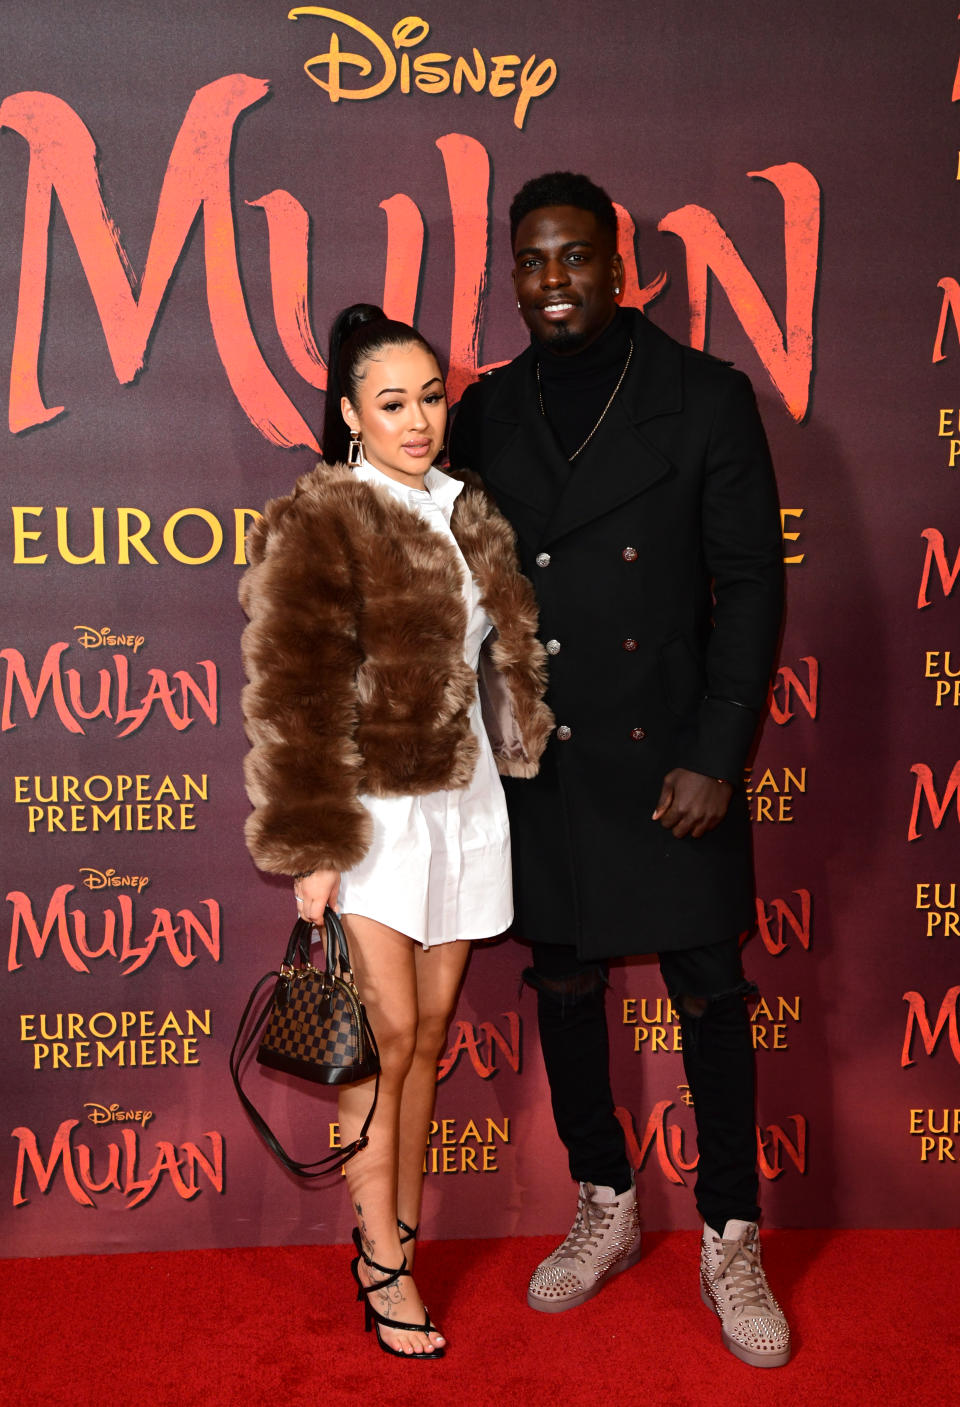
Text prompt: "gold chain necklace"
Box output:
[[536, 340, 634, 462]]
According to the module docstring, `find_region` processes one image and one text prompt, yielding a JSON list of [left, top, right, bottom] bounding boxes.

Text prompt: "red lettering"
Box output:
[[11, 1120, 93, 1206], [932, 277, 960, 362], [477, 1012, 521, 1074], [0, 78, 317, 447], [917, 529, 960, 608], [0, 84, 820, 441], [11, 1122, 224, 1207], [75, 1140, 123, 1195], [908, 761, 960, 841], [901, 987, 960, 1067], [0, 644, 80, 734], [126, 1138, 195, 1208], [752, 889, 812, 955], [248, 188, 327, 389], [437, 1012, 520, 1080], [438, 1022, 493, 1080], [658, 163, 820, 422], [768, 657, 819, 724], [615, 1100, 687, 1185], [613, 203, 668, 313], [617, 1104, 806, 1184], [437, 133, 490, 409], [380, 194, 425, 327], [6, 884, 92, 973], [173, 904, 221, 969], [756, 1116, 807, 1178]]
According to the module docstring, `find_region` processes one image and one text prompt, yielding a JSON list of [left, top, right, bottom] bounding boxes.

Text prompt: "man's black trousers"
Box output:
[[524, 936, 761, 1230]]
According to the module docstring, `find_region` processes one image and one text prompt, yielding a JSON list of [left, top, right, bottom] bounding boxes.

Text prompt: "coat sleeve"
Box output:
[[238, 486, 372, 876], [674, 371, 785, 783]]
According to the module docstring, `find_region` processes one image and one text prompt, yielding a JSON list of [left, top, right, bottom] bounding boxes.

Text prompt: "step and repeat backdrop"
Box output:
[[1, 1, 957, 1257]]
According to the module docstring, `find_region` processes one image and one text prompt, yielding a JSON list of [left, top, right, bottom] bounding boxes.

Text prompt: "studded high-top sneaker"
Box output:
[[527, 1180, 642, 1312], [700, 1219, 791, 1367]]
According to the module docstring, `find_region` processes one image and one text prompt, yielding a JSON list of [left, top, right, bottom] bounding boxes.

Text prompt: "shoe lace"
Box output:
[[713, 1233, 775, 1316], [557, 1187, 614, 1263]]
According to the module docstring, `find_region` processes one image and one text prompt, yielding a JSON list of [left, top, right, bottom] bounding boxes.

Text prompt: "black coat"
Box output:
[[449, 309, 784, 959]]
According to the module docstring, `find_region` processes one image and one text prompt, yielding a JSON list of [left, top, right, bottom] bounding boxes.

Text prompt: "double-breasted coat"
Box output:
[[449, 308, 784, 959]]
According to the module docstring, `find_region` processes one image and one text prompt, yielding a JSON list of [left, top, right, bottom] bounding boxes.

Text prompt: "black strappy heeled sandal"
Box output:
[[350, 1228, 445, 1360], [397, 1219, 418, 1246]]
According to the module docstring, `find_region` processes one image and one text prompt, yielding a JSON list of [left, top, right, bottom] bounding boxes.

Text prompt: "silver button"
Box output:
[[556, 724, 572, 741], [536, 552, 551, 567], [545, 639, 561, 655], [622, 546, 638, 563], [630, 726, 646, 741]]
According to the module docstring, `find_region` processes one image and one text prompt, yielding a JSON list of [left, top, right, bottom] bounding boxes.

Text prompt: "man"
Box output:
[[449, 172, 788, 1368]]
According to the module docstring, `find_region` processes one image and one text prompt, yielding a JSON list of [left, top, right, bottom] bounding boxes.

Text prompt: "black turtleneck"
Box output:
[[535, 307, 632, 463]]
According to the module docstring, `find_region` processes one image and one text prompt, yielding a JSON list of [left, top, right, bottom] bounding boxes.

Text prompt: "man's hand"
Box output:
[[652, 769, 733, 838]]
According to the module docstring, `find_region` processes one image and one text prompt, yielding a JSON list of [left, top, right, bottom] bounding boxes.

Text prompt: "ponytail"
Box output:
[[322, 304, 438, 464]]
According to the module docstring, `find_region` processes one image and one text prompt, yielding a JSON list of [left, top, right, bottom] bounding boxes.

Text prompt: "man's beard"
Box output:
[[537, 322, 588, 354]]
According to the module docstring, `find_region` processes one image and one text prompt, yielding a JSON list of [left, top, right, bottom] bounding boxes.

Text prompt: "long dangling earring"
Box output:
[[348, 430, 363, 468]]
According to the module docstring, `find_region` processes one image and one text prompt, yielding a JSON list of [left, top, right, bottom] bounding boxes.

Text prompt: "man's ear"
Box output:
[[612, 251, 625, 296]]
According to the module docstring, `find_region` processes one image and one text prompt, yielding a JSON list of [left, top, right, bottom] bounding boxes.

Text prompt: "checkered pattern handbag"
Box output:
[[230, 910, 380, 1178]]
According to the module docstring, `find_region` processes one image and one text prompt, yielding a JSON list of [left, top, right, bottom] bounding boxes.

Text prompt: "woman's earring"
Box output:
[[348, 430, 363, 468]]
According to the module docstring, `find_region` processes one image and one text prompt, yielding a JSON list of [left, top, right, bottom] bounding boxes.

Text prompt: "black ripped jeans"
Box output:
[[524, 937, 760, 1230]]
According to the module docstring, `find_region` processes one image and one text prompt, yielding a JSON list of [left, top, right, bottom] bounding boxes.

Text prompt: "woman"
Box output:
[[240, 305, 552, 1359]]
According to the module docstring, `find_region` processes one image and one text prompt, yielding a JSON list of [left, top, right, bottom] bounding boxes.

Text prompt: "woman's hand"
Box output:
[[293, 869, 341, 926]]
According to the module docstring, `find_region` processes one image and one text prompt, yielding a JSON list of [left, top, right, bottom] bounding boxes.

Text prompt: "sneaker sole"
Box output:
[[527, 1239, 643, 1314], [699, 1282, 791, 1368]]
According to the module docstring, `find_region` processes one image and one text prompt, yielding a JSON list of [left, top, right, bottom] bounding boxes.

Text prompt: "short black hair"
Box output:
[[509, 171, 618, 248]]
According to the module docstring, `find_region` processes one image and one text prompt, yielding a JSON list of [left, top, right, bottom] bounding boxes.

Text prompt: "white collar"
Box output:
[[354, 456, 464, 512]]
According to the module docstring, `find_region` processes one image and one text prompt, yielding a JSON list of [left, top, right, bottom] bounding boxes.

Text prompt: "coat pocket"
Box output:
[[658, 634, 706, 717]]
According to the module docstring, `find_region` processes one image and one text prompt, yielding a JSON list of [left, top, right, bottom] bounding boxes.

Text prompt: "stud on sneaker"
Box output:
[[700, 1220, 791, 1368], [527, 1180, 642, 1313]]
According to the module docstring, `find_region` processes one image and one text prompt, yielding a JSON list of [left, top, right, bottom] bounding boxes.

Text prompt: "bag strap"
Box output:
[[284, 915, 315, 968], [229, 909, 379, 1179], [323, 907, 352, 978]]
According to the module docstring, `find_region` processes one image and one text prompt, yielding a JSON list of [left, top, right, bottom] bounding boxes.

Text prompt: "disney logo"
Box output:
[[84, 1103, 154, 1127], [74, 625, 145, 652], [288, 9, 557, 130], [79, 868, 150, 894]]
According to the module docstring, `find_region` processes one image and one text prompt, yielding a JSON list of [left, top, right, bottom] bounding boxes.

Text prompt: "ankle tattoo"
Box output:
[[354, 1201, 375, 1259]]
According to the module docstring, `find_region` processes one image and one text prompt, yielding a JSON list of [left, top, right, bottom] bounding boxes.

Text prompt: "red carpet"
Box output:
[[3, 1231, 958, 1407]]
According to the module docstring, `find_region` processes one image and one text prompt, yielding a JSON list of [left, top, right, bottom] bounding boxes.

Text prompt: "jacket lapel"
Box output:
[[479, 348, 571, 542], [540, 311, 683, 545]]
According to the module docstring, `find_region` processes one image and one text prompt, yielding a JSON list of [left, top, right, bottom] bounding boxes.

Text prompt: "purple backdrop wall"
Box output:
[[2, 0, 957, 1258]]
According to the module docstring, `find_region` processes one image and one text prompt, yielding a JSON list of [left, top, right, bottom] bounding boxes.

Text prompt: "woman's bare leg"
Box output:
[[337, 915, 443, 1354], [396, 940, 472, 1264]]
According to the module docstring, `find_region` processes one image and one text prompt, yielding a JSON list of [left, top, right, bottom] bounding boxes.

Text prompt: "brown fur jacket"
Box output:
[[240, 461, 554, 876]]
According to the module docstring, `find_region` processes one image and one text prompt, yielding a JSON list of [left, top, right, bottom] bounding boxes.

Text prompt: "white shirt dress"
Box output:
[[336, 460, 513, 948]]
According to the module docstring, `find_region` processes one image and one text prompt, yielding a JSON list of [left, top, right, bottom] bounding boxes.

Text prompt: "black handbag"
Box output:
[[230, 907, 380, 1178]]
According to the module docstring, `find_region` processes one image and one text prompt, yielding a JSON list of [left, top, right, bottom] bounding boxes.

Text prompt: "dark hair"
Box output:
[[322, 304, 437, 464], [509, 171, 618, 248]]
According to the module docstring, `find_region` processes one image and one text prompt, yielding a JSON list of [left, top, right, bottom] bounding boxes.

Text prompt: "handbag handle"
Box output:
[[279, 910, 350, 979], [230, 908, 379, 1179]]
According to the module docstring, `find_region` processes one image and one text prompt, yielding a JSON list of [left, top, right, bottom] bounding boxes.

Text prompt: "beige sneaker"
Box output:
[[700, 1220, 791, 1367], [527, 1181, 642, 1313]]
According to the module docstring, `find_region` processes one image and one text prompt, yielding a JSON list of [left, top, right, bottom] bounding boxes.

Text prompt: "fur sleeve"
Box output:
[[451, 484, 555, 776], [239, 473, 372, 875]]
